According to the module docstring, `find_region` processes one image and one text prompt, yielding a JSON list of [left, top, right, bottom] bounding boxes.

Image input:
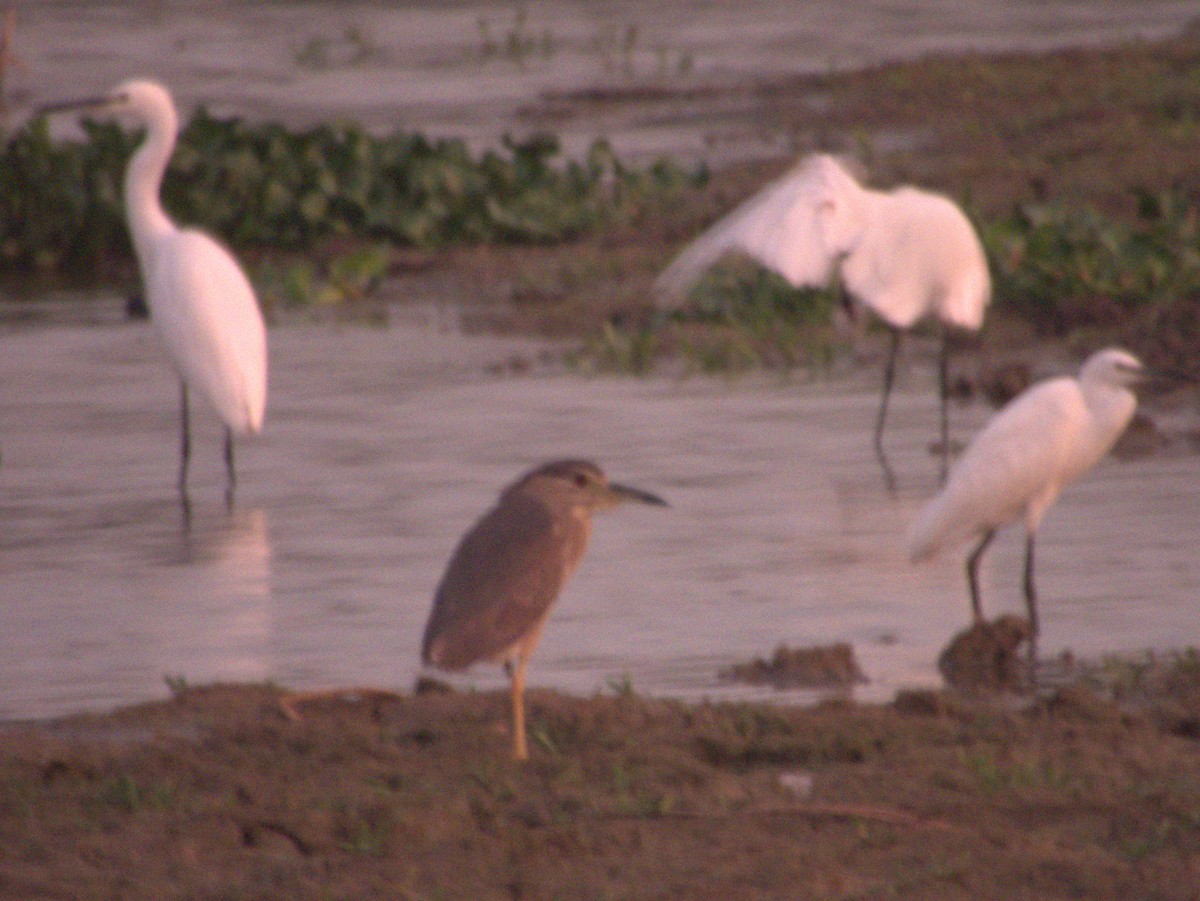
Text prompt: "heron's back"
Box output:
[[422, 493, 590, 671]]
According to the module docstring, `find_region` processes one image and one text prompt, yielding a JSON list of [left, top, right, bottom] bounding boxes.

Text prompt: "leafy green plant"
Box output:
[[0, 117, 134, 271], [332, 799, 395, 856], [257, 243, 390, 309], [574, 320, 660, 374], [0, 113, 700, 275], [293, 26, 378, 70], [568, 256, 847, 376], [606, 672, 637, 697], [981, 188, 1200, 335], [476, 6, 553, 67], [95, 774, 176, 813]]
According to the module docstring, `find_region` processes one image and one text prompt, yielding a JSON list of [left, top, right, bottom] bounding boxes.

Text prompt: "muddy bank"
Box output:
[[2, 678, 1199, 899]]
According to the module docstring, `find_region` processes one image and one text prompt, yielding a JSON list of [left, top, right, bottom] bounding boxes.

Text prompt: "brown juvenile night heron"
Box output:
[[421, 459, 667, 761]]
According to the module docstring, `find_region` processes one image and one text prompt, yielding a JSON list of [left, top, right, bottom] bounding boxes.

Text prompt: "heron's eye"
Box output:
[[573, 472, 589, 487]]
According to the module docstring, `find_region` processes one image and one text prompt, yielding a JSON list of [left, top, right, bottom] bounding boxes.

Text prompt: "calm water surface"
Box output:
[[1, 305, 1197, 719]]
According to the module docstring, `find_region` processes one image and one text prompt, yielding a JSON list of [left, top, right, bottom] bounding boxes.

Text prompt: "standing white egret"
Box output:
[[908, 348, 1146, 643], [42, 79, 267, 504], [655, 153, 991, 489]]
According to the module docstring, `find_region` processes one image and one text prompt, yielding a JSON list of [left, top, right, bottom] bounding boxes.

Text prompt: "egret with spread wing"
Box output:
[[657, 154, 990, 489]]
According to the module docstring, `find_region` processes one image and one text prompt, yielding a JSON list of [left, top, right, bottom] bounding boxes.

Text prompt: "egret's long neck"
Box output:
[[123, 111, 178, 278], [1083, 382, 1137, 449]]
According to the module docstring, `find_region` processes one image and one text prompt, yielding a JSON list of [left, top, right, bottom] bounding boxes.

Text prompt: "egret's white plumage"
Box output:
[[657, 154, 990, 328], [656, 153, 991, 487], [908, 347, 1145, 637], [148, 230, 266, 436], [45, 79, 267, 498]]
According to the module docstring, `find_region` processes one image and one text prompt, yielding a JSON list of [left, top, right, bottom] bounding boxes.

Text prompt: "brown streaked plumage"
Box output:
[[421, 459, 667, 761]]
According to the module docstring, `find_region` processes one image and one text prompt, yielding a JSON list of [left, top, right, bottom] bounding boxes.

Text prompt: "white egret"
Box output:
[[655, 153, 991, 489], [42, 79, 267, 503], [908, 348, 1146, 642]]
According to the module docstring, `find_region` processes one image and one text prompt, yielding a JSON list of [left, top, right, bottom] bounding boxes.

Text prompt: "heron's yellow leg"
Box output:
[[510, 655, 529, 761]]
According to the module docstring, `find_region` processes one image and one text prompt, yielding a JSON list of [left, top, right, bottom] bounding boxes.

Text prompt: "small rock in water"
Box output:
[[720, 642, 868, 689], [413, 676, 455, 695], [938, 615, 1032, 691]]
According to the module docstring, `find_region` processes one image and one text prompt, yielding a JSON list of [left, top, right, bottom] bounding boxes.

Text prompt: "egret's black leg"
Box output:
[[178, 382, 191, 498], [179, 490, 192, 530], [839, 286, 860, 330], [873, 327, 901, 494], [224, 426, 236, 509], [1023, 532, 1039, 660], [966, 528, 996, 624], [938, 328, 951, 485]]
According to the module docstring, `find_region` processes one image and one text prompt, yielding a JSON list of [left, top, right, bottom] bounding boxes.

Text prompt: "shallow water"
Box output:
[[1, 306, 1197, 719], [5, 0, 1200, 717]]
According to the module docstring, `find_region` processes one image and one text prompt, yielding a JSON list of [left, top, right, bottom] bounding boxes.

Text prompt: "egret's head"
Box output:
[[805, 154, 868, 257], [504, 459, 668, 513], [1080, 347, 1146, 389], [40, 78, 175, 127]]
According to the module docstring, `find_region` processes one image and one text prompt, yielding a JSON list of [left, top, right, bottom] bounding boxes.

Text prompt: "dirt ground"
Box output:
[[3, 671, 1200, 900], [5, 9, 1200, 901]]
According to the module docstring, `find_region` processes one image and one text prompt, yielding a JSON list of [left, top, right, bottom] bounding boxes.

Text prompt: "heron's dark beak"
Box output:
[[608, 482, 668, 507]]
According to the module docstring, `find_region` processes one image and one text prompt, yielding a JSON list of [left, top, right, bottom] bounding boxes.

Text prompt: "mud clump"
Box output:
[[938, 615, 1032, 691], [720, 642, 868, 688]]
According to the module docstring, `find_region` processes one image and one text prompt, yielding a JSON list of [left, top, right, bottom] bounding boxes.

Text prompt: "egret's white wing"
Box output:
[[654, 155, 849, 307], [147, 229, 268, 434], [908, 378, 1085, 560], [841, 188, 991, 331]]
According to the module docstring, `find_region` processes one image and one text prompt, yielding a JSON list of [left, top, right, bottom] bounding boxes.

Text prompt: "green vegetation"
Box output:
[[4, 82, 1200, 375], [472, 9, 694, 78], [584, 188, 1200, 376], [476, 6, 554, 67], [257, 242, 390, 310], [983, 189, 1200, 336], [0, 112, 701, 273], [577, 264, 841, 376]]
